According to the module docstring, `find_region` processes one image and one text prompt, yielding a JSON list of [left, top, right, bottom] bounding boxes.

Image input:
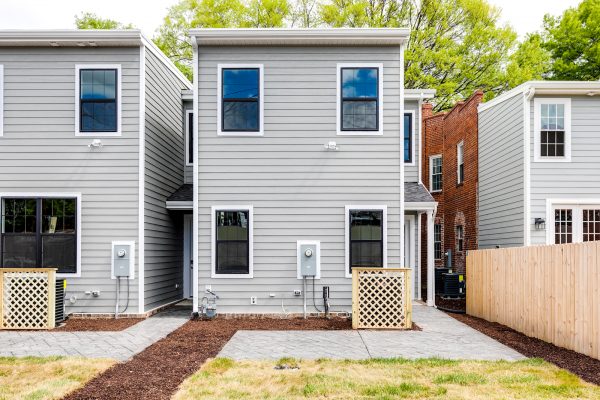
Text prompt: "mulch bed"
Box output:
[[55, 318, 144, 332], [434, 295, 465, 313], [63, 317, 351, 400], [448, 312, 600, 385]]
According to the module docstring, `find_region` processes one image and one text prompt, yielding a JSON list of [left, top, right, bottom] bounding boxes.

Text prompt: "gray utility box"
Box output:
[[113, 243, 132, 277], [300, 244, 318, 277]]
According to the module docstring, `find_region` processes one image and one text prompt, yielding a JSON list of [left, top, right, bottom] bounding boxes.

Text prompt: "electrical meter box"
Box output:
[[112, 241, 134, 278], [297, 241, 320, 278]]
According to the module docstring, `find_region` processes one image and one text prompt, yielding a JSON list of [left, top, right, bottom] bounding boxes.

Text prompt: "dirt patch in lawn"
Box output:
[[63, 316, 352, 400], [55, 318, 144, 332], [448, 312, 600, 386]]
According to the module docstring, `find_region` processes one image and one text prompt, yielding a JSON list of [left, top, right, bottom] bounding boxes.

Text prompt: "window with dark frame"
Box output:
[[431, 156, 442, 192], [187, 111, 194, 164], [1, 198, 77, 273], [456, 225, 464, 253], [341, 67, 379, 131], [349, 209, 383, 273], [540, 103, 565, 157], [215, 210, 250, 275], [221, 68, 259, 132], [404, 113, 413, 162], [583, 209, 600, 242], [79, 69, 117, 132], [434, 223, 442, 260]]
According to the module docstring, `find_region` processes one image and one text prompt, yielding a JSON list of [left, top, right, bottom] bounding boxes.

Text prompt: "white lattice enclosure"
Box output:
[[352, 268, 412, 330], [0, 269, 56, 330]]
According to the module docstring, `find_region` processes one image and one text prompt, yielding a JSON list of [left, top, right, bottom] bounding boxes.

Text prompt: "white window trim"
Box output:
[[75, 64, 122, 137], [404, 110, 416, 165], [457, 141, 464, 184], [0, 64, 3, 137], [217, 64, 264, 137], [211, 205, 254, 278], [533, 98, 571, 162], [296, 240, 321, 279], [429, 154, 442, 193], [344, 205, 388, 278], [185, 109, 193, 166], [0, 192, 82, 278], [110, 240, 135, 280], [336, 63, 384, 136], [545, 198, 600, 244]]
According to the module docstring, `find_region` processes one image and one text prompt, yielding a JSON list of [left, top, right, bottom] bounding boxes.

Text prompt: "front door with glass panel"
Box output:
[[404, 216, 417, 299], [552, 204, 600, 244]]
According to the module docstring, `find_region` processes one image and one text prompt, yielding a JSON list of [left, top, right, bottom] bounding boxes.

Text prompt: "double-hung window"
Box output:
[[534, 98, 571, 162], [338, 64, 383, 135], [434, 223, 442, 260], [430, 155, 442, 192], [212, 206, 253, 278], [457, 141, 464, 185], [76, 65, 121, 135], [456, 225, 464, 253], [218, 65, 263, 135], [1, 197, 78, 274], [346, 206, 387, 276]]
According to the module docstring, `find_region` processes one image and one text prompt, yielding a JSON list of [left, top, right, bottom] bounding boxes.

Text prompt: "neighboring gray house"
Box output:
[[0, 30, 191, 316], [478, 81, 600, 249], [183, 28, 439, 314]]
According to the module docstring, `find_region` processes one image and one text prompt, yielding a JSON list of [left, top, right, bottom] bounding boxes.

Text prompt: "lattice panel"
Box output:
[[1, 271, 55, 330], [352, 268, 412, 330]]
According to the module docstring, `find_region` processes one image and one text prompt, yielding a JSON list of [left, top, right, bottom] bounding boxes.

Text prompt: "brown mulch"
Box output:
[[55, 318, 144, 332], [448, 312, 600, 386], [63, 317, 352, 400]]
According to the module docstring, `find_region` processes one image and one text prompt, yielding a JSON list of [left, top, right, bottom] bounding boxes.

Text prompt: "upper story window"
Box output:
[[337, 64, 383, 135], [430, 155, 442, 192], [218, 65, 264, 136], [457, 141, 464, 185], [534, 98, 571, 162], [0, 64, 3, 137], [404, 113, 414, 163], [76, 66, 121, 135], [186, 110, 194, 166], [212, 206, 253, 278]]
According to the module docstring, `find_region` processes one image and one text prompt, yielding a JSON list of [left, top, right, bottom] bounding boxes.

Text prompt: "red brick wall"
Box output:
[[420, 91, 484, 301]]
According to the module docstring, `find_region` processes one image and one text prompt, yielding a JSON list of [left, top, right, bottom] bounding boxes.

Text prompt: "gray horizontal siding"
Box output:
[[197, 46, 403, 313], [478, 93, 525, 249], [0, 47, 141, 314]]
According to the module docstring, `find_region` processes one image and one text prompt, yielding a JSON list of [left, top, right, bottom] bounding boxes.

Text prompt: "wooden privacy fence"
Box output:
[[352, 267, 412, 330], [0, 268, 57, 330], [467, 242, 600, 360]]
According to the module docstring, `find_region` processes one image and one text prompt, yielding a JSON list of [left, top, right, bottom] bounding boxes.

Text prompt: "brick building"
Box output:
[[420, 91, 484, 301]]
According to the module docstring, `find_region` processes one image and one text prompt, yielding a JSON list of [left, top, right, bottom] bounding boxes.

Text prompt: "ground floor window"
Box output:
[[434, 223, 442, 260], [552, 204, 600, 244], [346, 206, 386, 275], [456, 225, 464, 252], [1, 197, 77, 273], [212, 206, 252, 277]]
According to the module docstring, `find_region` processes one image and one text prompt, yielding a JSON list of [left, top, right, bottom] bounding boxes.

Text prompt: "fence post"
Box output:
[[351, 269, 358, 329], [0, 270, 3, 329], [405, 269, 412, 329], [47, 270, 56, 329]]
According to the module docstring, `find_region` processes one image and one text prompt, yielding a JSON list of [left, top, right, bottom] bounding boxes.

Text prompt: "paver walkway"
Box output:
[[0, 307, 189, 361], [218, 304, 525, 361]]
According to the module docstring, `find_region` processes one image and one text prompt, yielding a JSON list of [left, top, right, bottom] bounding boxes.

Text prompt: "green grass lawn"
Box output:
[[0, 356, 114, 400], [174, 357, 600, 399]]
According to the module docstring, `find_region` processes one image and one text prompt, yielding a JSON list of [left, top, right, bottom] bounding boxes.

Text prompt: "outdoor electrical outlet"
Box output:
[[294, 290, 301, 296], [250, 296, 258, 305]]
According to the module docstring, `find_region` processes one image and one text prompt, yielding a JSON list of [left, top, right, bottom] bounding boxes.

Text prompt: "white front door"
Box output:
[[404, 216, 417, 299], [183, 214, 193, 298]]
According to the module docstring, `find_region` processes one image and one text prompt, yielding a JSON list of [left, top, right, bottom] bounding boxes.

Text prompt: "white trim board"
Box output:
[[336, 63, 384, 136], [217, 64, 264, 136], [344, 205, 388, 278], [137, 45, 146, 313], [296, 240, 321, 280], [210, 205, 254, 279], [533, 97, 571, 163], [74, 64, 122, 137], [0, 192, 82, 278], [192, 42, 200, 313]]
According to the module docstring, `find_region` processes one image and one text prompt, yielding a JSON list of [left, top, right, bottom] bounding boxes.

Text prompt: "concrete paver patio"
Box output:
[[218, 304, 525, 361]]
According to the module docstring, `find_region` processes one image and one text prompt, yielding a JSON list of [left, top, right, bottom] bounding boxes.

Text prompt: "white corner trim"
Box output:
[[216, 64, 264, 136], [344, 205, 388, 278], [111, 240, 136, 280], [192, 43, 200, 313], [404, 109, 416, 165], [523, 93, 532, 246], [185, 109, 193, 166], [137, 46, 146, 313], [0, 192, 82, 278], [75, 64, 122, 137], [0, 64, 3, 137], [417, 95, 424, 182], [429, 154, 442, 193], [210, 205, 254, 279], [140, 35, 192, 90], [336, 63, 384, 136], [399, 44, 405, 274], [296, 240, 321, 279], [533, 97, 571, 163]]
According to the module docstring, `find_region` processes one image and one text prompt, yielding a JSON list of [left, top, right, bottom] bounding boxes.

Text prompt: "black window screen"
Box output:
[[215, 210, 250, 274], [349, 209, 383, 273], [80, 69, 118, 132], [222, 69, 259, 132], [341, 68, 379, 131]]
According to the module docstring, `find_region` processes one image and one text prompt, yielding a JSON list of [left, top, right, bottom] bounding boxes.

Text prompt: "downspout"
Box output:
[[192, 39, 200, 314], [523, 87, 535, 246], [399, 43, 405, 268]]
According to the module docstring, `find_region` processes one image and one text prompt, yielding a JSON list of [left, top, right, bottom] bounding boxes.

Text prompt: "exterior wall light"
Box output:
[[534, 217, 546, 230]]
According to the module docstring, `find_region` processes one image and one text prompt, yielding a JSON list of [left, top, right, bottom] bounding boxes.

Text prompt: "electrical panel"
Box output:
[[298, 242, 320, 278], [112, 242, 134, 278]]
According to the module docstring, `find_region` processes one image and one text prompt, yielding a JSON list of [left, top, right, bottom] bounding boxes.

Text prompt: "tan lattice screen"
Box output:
[[0, 269, 56, 330], [352, 268, 412, 330]]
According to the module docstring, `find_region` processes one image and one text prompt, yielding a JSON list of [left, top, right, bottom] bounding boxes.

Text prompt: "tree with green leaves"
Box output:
[[504, 33, 550, 89], [543, 0, 600, 80], [75, 12, 134, 30]]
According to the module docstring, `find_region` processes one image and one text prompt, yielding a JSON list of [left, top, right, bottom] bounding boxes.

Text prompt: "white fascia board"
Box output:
[[0, 29, 143, 46], [405, 89, 436, 100]]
